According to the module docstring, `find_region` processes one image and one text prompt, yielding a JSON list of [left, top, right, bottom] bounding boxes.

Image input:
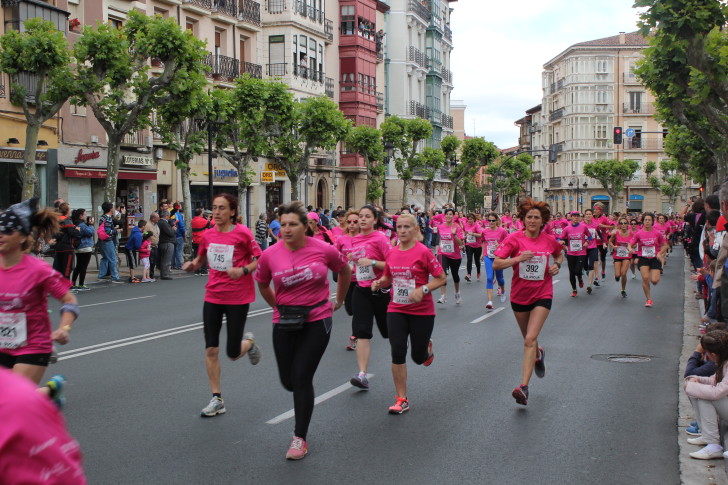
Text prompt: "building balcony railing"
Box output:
[[184, 0, 213, 9], [376, 50, 384, 62], [9, 72, 46, 104], [407, 46, 428, 69], [408, 0, 431, 22], [293, 64, 324, 83], [441, 66, 453, 84], [409, 100, 430, 120], [442, 113, 453, 129], [376, 92, 384, 112], [0, 79, 5, 98], [266, 62, 287, 77], [427, 56, 442, 73], [429, 108, 443, 126], [623, 102, 655, 115], [325, 18, 334, 41], [121, 130, 151, 149], [549, 108, 564, 121], [237, 0, 261, 26], [202, 53, 240, 82], [211, 0, 237, 17], [444, 25, 452, 42], [241, 61, 262, 79], [265, 0, 286, 14], [623, 137, 664, 150], [314, 157, 335, 167], [325, 77, 334, 98], [294, 0, 323, 23]]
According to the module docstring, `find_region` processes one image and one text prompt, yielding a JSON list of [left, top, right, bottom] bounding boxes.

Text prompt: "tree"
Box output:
[[635, 0, 728, 187], [274, 97, 351, 201], [449, 137, 499, 205], [487, 152, 534, 208], [645, 159, 684, 210], [380, 116, 432, 205], [0, 18, 75, 200], [416, 147, 446, 210], [74, 11, 208, 203], [345, 125, 384, 203], [439, 134, 461, 204], [583, 158, 640, 208], [462, 177, 490, 213], [211, 76, 294, 223], [663, 125, 710, 186]]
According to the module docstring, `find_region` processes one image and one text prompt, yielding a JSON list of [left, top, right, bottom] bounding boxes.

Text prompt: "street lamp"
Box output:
[[568, 177, 575, 212], [581, 181, 588, 211], [383, 141, 395, 210]]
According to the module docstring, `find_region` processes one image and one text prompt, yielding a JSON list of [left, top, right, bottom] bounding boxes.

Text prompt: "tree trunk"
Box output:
[[237, 178, 249, 227], [289, 173, 300, 201], [104, 137, 122, 204], [424, 179, 433, 211], [180, 164, 193, 260], [401, 178, 409, 207], [21, 121, 41, 201]]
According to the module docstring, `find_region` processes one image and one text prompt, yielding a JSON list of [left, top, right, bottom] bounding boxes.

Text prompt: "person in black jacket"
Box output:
[[158, 210, 176, 280], [52, 202, 80, 281], [685, 199, 707, 272]]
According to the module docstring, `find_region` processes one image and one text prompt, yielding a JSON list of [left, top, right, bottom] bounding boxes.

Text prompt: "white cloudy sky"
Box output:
[[450, 0, 644, 149]]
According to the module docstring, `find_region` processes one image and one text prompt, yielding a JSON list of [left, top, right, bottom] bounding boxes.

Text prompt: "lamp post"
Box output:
[[568, 177, 575, 212], [383, 141, 395, 210], [580, 181, 588, 211]]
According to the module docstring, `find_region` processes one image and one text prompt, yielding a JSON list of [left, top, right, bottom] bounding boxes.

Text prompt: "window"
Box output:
[[154, 7, 168, 18], [186, 19, 196, 34], [629, 91, 642, 112], [341, 5, 355, 35], [596, 90, 607, 104], [70, 103, 86, 116], [68, 0, 83, 32], [595, 124, 607, 139], [109, 16, 123, 30], [596, 60, 608, 73], [269, 35, 285, 68]]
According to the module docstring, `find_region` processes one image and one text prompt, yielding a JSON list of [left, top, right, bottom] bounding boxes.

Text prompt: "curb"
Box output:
[[679, 254, 728, 485]]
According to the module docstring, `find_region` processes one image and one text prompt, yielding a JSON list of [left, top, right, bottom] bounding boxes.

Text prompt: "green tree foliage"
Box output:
[[583, 158, 640, 207], [635, 0, 728, 186], [663, 125, 710, 186], [0, 18, 74, 199], [487, 153, 534, 208], [380, 116, 432, 205], [345, 125, 384, 204], [451, 137, 499, 204], [417, 147, 446, 210], [274, 97, 351, 201], [74, 11, 208, 203], [462, 177, 490, 214], [645, 159, 684, 209]]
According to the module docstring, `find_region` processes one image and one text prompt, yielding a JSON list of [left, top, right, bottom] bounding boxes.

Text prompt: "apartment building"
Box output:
[[538, 31, 698, 215]]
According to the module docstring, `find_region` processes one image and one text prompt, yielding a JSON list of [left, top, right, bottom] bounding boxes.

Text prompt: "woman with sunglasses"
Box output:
[[482, 213, 509, 309], [582, 209, 601, 294], [335, 209, 360, 350], [306, 212, 336, 245], [629, 219, 640, 279], [493, 198, 563, 406], [559, 211, 591, 297], [434, 208, 465, 305], [628, 212, 668, 307], [609, 217, 633, 297], [462, 213, 484, 282]]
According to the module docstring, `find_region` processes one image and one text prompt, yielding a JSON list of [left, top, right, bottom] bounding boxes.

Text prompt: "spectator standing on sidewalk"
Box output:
[[51, 202, 78, 281], [144, 213, 160, 280], [125, 220, 144, 283], [71, 209, 94, 291], [172, 202, 186, 270], [98, 202, 122, 283], [158, 210, 176, 280], [255, 213, 269, 250], [269, 211, 281, 245], [191, 208, 210, 275]]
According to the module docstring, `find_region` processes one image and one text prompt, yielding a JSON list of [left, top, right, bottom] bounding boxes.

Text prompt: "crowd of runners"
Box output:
[[0, 189, 713, 479]]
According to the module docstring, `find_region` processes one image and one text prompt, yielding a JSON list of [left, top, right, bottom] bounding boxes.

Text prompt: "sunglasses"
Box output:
[[0, 227, 16, 235], [619, 222, 628, 224], [630, 222, 638, 225], [346, 219, 358, 223], [488, 219, 497, 222]]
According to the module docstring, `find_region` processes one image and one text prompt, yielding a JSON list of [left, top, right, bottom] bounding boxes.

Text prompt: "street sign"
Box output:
[[625, 128, 636, 138], [261, 171, 275, 183], [264, 162, 286, 178], [484, 195, 492, 210]]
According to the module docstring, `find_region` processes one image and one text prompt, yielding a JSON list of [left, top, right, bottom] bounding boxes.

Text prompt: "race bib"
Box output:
[[616, 246, 629, 258], [466, 234, 476, 244], [519, 255, 547, 281], [356, 262, 375, 281], [555, 227, 563, 236], [0, 312, 27, 349], [642, 246, 656, 258], [487, 241, 498, 258], [392, 277, 416, 304], [589, 228, 597, 239], [569, 239, 583, 252], [207, 243, 234, 271], [439, 238, 454, 253]]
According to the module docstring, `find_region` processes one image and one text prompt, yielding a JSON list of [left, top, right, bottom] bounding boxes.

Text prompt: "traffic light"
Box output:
[[613, 126, 623, 145]]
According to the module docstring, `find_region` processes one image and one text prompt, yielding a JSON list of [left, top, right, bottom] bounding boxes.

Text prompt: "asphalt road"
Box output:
[[49, 249, 685, 485]]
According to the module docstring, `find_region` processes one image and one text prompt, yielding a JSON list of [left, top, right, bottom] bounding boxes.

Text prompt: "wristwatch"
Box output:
[[243, 267, 249, 276], [422, 286, 430, 294], [371, 260, 377, 268], [555, 262, 561, 269]]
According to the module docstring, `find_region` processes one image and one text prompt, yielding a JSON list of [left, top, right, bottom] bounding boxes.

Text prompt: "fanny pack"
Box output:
[[276, 299, 329, 331]]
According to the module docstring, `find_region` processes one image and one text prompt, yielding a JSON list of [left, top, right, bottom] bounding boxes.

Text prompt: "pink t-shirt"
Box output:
[[335, 234, 358, 282], [482, 226, 509, 259], [612, 231, 633, 260], [501, 216, 513, 230], [435, 222, 465, 259], [0, 255, 70, 356], [350, 231, 392, 288], [0, 368, 87, 484], [560, 223, 590, 256], [653, 223, 668, 238], [630, 229, 667, 258], [548, 219, 568, 237], [331, 226, 344, 238], [198, 224, 262, 305], [494, 231, 563, 305], [384, 242, 443, 316], [583, 219, 601, 249], [512, 219, 525, 232], [462, 221, 483, 249], [254, 237, 346, 323]]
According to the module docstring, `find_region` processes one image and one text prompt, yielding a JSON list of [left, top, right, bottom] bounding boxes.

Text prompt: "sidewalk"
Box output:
[[679, 254, 728, 485]]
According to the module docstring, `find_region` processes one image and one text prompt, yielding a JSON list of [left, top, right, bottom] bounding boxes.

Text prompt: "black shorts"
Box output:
[[638, 257, 662, 271], [125, 249, 136, 269], [0, 351, 52, 368], [351, 284, 390, 340], [203, 302, 249, 359], [511, 299, 552, 313]]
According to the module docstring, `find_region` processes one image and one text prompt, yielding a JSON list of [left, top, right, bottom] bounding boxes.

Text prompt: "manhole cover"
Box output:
[[591, 354, 654, 363]]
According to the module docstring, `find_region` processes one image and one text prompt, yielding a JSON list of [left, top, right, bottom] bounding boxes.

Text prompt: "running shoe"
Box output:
[[645, 300, 653, 308], [244, 332, 261, 365], [350, 372, 369, 390], [571, 290, 577, 298], [110, 279, 123, 284], [689, 446, 724, 460], [346, 336, 357, 351], [286, 436, 308, 460], [78, 285, 90, 291], [422, 339, 434, 367], [141, 278, 154, 283], [437, 296, 447, 304], [512, 385, 528, 406], [615, 276, 620, 282], [578, 279, 584, 288], [486, 301, 494, 310], [476, 273, 481, 281], [70, 285, 80, 291], [455, 292, 462, 305], [496, 287, 503, 296], [593, 279, 600, 287], [621, 290, 627, 298], [686, 424, 701, 436], [586, 286, 592, 295], [388, 396, 410, 414], [534, 347, 545, 378], [200, 396, 226, 417], [464, 274, 471, 282], [601, 272, 606, 279], [631, 273, 636, 279], [687, 436, 709, 446], [46, 374, 66, 409], [691, 421, 698, 427]]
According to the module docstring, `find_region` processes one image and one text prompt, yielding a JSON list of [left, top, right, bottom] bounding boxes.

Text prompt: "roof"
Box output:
[[573, 31, 648, 47]]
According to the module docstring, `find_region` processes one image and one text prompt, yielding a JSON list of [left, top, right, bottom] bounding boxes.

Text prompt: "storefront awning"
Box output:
[[591, 195, 610, 201], [62, 166, 157, 180], [191, 181, 238, 187]]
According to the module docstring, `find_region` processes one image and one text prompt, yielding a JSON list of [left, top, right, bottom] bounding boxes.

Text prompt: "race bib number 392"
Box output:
[[518, 255, 547, 281]]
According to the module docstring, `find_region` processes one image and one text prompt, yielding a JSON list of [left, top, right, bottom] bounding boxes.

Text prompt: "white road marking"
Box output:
[[79, 295, 157, 308], [266, 374, 374, 425], [470, 307, 504, 323], [553, 279, 560, 284]]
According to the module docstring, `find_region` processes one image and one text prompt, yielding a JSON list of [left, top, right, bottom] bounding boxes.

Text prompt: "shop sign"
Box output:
[[261, 171, 275, 183], [74, 149, 101, 164], [214, 168, 238, 180], [123, 155, 153, 167], [264, 162, 286, 178], [0, 148, 47, 161]]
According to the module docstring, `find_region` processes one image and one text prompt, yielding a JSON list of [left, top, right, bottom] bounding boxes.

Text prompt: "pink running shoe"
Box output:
[[286, 436, 308, 460]]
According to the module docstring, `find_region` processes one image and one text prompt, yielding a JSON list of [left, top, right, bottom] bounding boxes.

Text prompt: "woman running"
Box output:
[[482, 213, 509, 309], [628, 212, 668, 307], [70, 208, 94, 291], [609, 216, 633, 297], [255, 201, 351, 460], [462, 213, 483, 282], [0, 198, 77, 406], [559, 211, 591, 297], [182, 193, 263, 417], [335, 209, 360, 350], [349, 205, 392, 390], [306, 212, 336, 244], [493, 198, 563, 406], [583, 208, 601, 293], [434, 208, 465, 304], [629, 218, 640, 279], [371, 213, 446, 414]]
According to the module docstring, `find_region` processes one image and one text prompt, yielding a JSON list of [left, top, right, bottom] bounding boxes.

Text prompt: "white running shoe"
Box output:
[[437, 296, 447, 304], [499, 290, 507, 303], [486, 301, 494, 310], [455, 293, 462, 305]]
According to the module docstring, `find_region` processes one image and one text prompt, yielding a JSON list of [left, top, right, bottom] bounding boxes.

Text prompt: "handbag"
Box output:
[[97, 223, 111, 241], [276, 299, 329, 331]]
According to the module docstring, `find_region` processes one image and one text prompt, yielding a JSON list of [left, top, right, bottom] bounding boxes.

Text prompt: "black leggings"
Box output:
[[344, 281, 356, 316], [202, 302, 249, 359], [586, 248, 599, 271], [598, 244, 607, 268], [387, 312, 435, 365], [53, 251, 74, 280], [566, 254, 586, 290], [352, 284, 390, 339], [72, 252, 92, 286], [465, 246, 482, 276], [442, 255, 461, 284], [273, 318, 332, 440]]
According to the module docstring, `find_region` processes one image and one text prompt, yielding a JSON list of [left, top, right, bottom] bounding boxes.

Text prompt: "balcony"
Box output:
[[183, 0, 212, 11], [121, 130, 151, 150], [325, 18, 334, 42], [408, 0, 431, 22], [549, 108, 564, 121], [623, 137, 664, 151], [442, 113, 453, 129], [211, 0, 237, 17], [266, 63, 287, 77], [2, 0, 69, 33], [237, 0, 261, 27], [313, 157, 335, 167], [325, 77, 334, 98], [407, 46, 428, 70], [409, 100, 430, 120], [376, 92, 384, 112], [294, 0, 323, 23], [441, 66, 453, 84], [202, 54, 240, 83], [241, 61, 262, 79], [622, 102, 655, 115], [549, 177, 562, 189], [444, 25, 452, 42], [265, 0, 286, 14], [10, 72, 46, 104], [293, 64, 324, 83]]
